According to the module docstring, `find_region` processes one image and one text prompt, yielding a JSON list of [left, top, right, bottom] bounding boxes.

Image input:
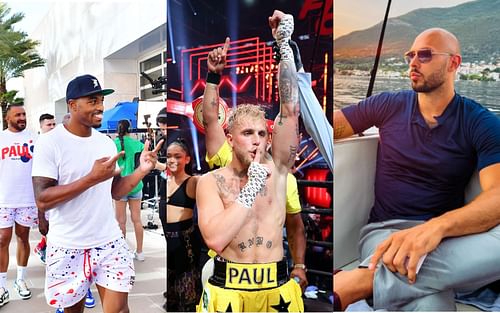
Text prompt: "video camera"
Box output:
[[140, 72, 167, 94]]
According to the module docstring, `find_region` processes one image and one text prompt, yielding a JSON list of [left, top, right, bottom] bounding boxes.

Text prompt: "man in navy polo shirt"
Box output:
[[333, 28, 500, 310]]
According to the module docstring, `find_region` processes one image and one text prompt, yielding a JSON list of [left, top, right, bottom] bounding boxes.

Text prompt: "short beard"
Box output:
[[234, 149, 252, 168], [91, 122, 102, 129], [11, 122, 26, 132], [411, 63, 447, 93]]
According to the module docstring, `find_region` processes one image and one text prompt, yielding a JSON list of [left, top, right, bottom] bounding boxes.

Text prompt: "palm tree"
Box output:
[[0, 2, 45, 129]]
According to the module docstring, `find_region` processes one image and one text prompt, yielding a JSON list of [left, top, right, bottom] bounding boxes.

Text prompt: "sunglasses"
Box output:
[[404, 49, 454, 64]]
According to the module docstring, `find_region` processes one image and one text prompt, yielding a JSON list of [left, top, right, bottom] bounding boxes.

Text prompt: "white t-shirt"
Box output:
[[32, 124, 123, 248], [0, 129, 36, 208]]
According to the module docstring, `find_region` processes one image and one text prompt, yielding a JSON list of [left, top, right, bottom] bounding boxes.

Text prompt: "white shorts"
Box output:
[[0, 206, 38, 228], [45, 237, 135, 309]]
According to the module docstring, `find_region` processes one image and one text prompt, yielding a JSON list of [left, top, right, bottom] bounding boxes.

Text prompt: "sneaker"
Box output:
[[14, 279, 31, 299], [55, 308, 64, 313], [134, 251, 145, 262], [84, 289, 96, 308], [0, 287, 9, 307], [34, 242, 47, 264], [39, 246, 47, 264]]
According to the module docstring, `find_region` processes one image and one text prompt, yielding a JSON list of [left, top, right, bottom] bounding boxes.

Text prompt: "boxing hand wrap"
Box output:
[[276, 14, 294, 62], [236, 162, 269, 209], [272, 39, 303, 71]]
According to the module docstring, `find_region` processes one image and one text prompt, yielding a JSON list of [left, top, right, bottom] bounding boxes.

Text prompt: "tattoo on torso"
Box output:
[[238, 236, 272, 252], [214, 170, 268, 198], [213, 173, 239, 199]]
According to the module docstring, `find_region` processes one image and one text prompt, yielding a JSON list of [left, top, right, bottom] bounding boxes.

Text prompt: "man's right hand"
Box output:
[[86, 152, 124, 184], [207, 37, 230, 75], [38, 215, 49, 236]]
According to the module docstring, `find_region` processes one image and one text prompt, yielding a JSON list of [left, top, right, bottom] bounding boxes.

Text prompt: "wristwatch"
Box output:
[[293, 263, 307, 271]]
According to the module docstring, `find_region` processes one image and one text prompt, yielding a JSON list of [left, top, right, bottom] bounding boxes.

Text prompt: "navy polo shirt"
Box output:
[[342, 91, 500, 223]]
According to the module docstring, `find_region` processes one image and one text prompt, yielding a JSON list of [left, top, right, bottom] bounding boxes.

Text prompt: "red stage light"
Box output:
[[181, 37, 275, 103]]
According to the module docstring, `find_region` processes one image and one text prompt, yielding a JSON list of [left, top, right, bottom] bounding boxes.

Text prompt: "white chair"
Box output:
[[334, 134, 482, 268]]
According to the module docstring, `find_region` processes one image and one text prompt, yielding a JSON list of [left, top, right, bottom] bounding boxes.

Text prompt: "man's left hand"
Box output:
[[268, 10, 285, 39], [290, 268, 308, 292], [369, 219, 446, 284], [138, 139, 164, 174]]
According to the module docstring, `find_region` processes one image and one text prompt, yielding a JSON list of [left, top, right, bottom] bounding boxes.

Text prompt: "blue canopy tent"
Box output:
[[97, 101, 138, 132]]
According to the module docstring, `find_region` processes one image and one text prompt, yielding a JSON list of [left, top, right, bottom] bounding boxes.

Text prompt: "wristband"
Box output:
[[293, 263, 307, 271], [206, 72, 221, 85]]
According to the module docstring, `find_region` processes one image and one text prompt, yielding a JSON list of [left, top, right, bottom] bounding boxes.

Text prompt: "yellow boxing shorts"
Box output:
[[197, 256, 304, 312]]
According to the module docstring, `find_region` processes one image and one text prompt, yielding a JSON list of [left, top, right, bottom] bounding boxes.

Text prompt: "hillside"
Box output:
[[334, 0, 500, 62]]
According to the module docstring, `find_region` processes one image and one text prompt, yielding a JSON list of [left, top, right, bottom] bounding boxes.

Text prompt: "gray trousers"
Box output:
[[358, 219, 500, 311]]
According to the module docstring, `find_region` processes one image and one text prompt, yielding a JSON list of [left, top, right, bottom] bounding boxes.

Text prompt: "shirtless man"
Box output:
[[201, 39, 308, 291], [196, 10, 303, 312]]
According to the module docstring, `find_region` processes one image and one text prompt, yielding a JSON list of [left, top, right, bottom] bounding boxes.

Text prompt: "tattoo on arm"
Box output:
[[287, 145, 298, 165], [334, 112, 355, 139], [210, 97, 218, 108], [278, 61, 298, 106], [334, 124, 346, 139], [266, 240, 273, 249]]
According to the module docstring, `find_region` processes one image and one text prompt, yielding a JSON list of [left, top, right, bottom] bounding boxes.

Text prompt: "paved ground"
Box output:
[[1, 208, 166, 313]]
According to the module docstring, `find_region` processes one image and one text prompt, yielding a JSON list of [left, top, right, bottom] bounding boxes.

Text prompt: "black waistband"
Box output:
[[209, 256, 289, 291], [165, 219, 193, 232]]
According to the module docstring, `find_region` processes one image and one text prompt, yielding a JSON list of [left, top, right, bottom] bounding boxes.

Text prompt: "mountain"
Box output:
[[334, 0, 500, 62]]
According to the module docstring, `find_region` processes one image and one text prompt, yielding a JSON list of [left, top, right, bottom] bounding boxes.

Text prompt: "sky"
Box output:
[[335, 0, 478, 39], [3, 1, 52, 35], [3, 0, 160, 34]]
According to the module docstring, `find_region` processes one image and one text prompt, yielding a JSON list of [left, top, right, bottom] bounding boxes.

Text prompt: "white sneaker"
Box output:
[[134, 251, 145, 262], [0, 287, 9, 306], [14, 279, 31, 300]]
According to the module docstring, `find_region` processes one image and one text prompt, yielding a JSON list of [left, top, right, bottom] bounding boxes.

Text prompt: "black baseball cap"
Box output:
[[66, 74, 114, 103]]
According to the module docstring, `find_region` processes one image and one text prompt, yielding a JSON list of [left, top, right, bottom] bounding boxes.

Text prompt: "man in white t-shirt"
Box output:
[[0, 103, 38, 306], [32, 74, 162, 312], [34, 113, 56, 264], [39, 113, 56, 134]]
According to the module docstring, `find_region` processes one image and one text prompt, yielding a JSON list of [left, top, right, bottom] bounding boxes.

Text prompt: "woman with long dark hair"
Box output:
[[165, 138, 201, 312], [114, 119, 146, 261]]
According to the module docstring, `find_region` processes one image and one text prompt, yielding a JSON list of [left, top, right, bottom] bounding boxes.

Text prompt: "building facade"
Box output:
[[19, 1, 166, 132]]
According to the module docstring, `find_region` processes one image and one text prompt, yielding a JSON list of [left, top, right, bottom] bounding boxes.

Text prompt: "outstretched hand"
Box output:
[[138, 139, 164, 174], [87, 151, 124, 184], [207, 37, 230, 75]]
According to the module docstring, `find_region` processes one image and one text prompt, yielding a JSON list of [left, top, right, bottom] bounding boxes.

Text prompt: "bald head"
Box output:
[[62, 113, 71, 125], [412, 28, 461, 55], [407, 28, 462, 95]]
